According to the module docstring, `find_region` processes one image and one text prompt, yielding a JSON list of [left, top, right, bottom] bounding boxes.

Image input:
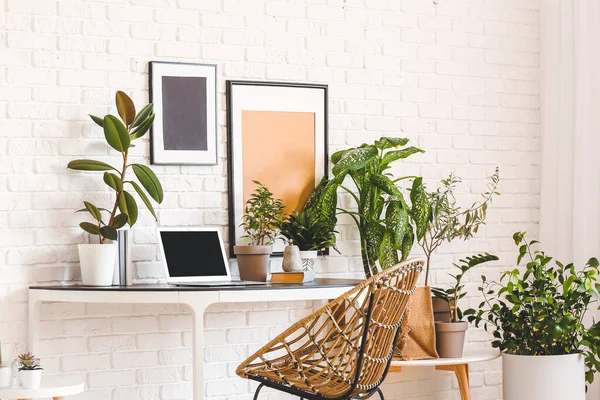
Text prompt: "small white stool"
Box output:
[[389, 348, 501, 400], [0, 378, 84, 400]]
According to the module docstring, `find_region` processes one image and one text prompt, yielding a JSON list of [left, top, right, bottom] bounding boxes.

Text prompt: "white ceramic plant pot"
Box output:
[[0, 366, 12, 388], [78, 243, 118, 286], [503, 353, 585, 400], [299, 250, 318, 271], [18, 369, 42, 389]]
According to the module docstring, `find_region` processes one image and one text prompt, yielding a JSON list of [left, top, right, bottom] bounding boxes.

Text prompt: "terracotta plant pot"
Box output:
[[234, 245, 272, 282], [435, 321, 468, 358], [431, 297, 451, 322]]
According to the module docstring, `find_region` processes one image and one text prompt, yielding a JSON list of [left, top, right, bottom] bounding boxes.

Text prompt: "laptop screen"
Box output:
[[160, 230, 228, 278]]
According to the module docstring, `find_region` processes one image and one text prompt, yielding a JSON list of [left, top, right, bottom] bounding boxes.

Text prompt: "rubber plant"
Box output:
[[465, 232, 600, 384], [315, 137, 427, 278], [419, 169, 500, 285], [68, 91, 162, 243]]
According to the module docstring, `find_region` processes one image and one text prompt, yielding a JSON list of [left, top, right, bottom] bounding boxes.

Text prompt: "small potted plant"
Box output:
[[280, 208, 339, 271], [67, 91, 163, 286], [466, 232, 600, 400], [234, 181, 285, 282], [431, 253, 498, 358], [18, 352, 42, 389], [0, 344, 12, 388]]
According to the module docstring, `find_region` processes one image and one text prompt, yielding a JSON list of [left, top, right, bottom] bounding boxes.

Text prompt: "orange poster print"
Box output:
[[241, 110, 316, 215]]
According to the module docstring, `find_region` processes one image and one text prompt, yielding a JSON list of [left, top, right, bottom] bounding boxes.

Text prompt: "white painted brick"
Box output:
[[88, 370, 136, 389], [88, 335, 136, 352], [62, 354, 110, 372], [136, 332, 182, 349]]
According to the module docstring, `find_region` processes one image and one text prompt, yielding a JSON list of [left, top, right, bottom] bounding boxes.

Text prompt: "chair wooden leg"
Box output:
[[436, 364, 470, 400], [253, 383, 265, 400], [53, 397, 64, 400]]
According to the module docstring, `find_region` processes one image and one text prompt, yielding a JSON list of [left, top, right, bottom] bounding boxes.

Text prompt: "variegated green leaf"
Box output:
[[370, 174, 402, 196], [364, 221, 385, 266], [331, 146, 378, 176], [330, 149, 351, 164], [401, 229, 414, 261], [375, 137, 409, 150], [382, 146, 425, 165], [379, 230, 399, 270], [410, 177, 430, 241]]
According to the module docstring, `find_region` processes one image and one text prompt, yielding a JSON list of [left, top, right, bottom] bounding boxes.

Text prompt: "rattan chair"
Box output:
[[236, 258, 424, 400]]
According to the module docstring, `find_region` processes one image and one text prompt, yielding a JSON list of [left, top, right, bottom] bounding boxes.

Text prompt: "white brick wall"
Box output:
[[0, 0, 540, 398]]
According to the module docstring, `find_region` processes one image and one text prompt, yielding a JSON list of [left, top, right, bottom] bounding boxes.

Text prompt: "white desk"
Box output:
[[389, 349, 501, 400], [28, 279, 360, 400], [0, 378, 84, 399]]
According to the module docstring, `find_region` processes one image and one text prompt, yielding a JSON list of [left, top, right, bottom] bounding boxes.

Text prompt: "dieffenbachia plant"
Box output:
[[309, 138, 427, 278], [68, 91, 163, 244]]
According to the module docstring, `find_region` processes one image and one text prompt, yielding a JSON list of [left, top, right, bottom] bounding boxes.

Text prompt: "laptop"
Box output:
[[157, 227, 267, 286]]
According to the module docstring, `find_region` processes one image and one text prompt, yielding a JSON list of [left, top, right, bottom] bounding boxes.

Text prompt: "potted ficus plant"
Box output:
[[67, 91, 163, 286], [17, 353, 42, 389], [234, 181, 285, 282], [465, 232, 600, 400], [431, 253, 498, 358], [0, 344, 12, 388]]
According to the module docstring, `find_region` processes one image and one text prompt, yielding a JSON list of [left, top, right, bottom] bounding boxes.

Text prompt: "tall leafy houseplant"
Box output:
[[67, 91, 162, 286], [419, 169, 499, 285], [466, 233, 600, 398], [234, 181, 286, 282], [328, 138, 426, 278]]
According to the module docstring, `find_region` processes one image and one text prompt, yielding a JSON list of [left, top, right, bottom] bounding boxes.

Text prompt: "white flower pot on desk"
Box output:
[[503, 353, 585, 400], [0, 366, 12, 388], [18, 369, 43, 389], [78, 243, 117, 286], [299, 250, 318, 271]]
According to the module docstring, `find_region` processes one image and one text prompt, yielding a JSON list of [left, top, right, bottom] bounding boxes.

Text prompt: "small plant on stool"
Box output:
[[18, 352, 43, 389]]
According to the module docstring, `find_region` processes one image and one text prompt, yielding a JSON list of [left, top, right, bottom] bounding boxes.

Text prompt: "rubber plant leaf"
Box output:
[[129, 180, 158, 221], [83, 201, 102, 221], [103, 172, 123, 192], [68, 160, 118, 172], [375, 137, 409, 150], [331, 146, 378, 176], [103, 115, 130, 152], [410, 177, 430, 241], [80, 222, 100, 235], [118, 190, 138, 227], [130, 114, 155, 140], [89, 115, 104, 127], [131, 103, 153, 129], [116, 91, 136, 126], [100, 226, 118, 241], [131, 163, 164, 203], [111, 213, 129, 229]]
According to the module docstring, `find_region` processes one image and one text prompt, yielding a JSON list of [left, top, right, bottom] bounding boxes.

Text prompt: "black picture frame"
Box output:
[[149, 61, 218, 165], [226, 80, 329, 257]]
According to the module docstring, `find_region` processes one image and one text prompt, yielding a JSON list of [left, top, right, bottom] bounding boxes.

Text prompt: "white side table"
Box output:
[[389, 348, 501, 400], [0, 379, 84, 400]]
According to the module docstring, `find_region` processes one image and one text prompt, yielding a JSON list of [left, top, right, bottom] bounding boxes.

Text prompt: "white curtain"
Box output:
[[540, 1, 600, 398]]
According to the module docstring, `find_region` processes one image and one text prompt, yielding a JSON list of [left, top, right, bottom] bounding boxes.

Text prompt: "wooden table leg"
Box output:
[[53, 397, 64, 400], [436, 364, 470, 400]]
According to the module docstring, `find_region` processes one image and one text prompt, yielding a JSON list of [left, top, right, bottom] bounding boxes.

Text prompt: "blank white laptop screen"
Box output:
[[159, 229, 229, 280]]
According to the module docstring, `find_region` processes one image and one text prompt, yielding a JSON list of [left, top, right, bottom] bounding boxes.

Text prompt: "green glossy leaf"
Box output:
[[364, 221, 385, 266], [115, 91, 136, 126], [332, 146, 378, 176], [80, 222, 100, 235], [129, 180, 157, 221], [83, 201, 102, 221], [112, 213, 129, 229], [89, 114, 104, 127], [131, 164, 163, 203], [330, 149, 350, 164], [370, 174, 402, 196], [131, 114, 155, 140], [68, 160, 118, 172], [400, 229, 414, 261], [118, 190, 138, 227], [375, 137, 409, 150], [103, 115, 130, 152], [410, 177, 430, 241], [100, 225, 118, 241], [382, 146, 425, 165], [379, 230, 399, 270], [131, 103, 153, 129], [103, 172, 123, 192]]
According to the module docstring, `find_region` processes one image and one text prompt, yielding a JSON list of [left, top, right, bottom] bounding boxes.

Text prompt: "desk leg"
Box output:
[[27, 290, 41, 354], [436, 364, 470, 400], [180, 296, 215, 400]]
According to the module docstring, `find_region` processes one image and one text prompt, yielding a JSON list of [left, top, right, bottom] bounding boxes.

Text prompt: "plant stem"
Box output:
[[103, 151, 128, 244]]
